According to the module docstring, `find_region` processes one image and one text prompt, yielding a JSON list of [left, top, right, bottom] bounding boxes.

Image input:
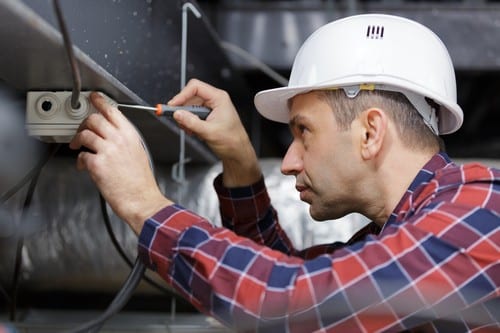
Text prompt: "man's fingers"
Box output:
[[90, 92, 129, 129], [86, 112, 115, 138], [168, 79, 224, 108], [70, 127, 105, 153], [173, 110, 208, 138], [75, 150, 91, 170], [70, 112, 112, 150]]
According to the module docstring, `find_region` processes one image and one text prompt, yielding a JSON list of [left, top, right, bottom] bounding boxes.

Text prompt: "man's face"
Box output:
[[281, 91, 363, 221]]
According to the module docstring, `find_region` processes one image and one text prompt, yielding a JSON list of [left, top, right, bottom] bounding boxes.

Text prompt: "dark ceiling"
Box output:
[[1, 0, 499, 165], [198, 0, 500, 159]]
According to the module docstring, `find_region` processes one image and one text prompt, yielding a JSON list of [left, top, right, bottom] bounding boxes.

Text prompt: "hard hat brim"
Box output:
[[254, 77, 464, 135]]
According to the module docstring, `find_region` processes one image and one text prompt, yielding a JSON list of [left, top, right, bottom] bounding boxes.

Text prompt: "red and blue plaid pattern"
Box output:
[[138, 153, 500, 332]]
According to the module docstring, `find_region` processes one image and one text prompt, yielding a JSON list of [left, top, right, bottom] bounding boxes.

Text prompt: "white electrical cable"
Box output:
[[53, 0, 82, 109]]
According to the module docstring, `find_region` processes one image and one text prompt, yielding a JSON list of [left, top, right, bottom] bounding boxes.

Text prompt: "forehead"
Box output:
[[290, 91, 317, 109], [288, 91, 331, 119], [287, 91, 342, 133]]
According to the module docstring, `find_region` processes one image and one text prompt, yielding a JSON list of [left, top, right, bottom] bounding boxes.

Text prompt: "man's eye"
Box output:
[[298, 125, 307, 134]]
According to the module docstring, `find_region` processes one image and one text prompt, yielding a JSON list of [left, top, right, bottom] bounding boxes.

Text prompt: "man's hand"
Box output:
[[69, 92, 172, 234], [170, 79, 261, 187]]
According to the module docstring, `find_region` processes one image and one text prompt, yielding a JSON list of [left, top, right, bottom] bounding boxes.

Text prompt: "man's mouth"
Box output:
[[296, 184, 307, 192], [295, 184, 311, 202]]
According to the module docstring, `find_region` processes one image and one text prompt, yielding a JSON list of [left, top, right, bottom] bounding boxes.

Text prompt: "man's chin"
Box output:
[[309, 207, 332, 222], [309, 205, 348, 222]]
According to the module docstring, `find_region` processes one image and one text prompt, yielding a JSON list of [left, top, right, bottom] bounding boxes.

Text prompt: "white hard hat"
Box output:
[[254, 14, 464, 135]]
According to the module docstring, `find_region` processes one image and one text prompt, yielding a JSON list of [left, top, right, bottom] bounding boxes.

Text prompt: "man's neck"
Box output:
[[369, 149, 436, 227]]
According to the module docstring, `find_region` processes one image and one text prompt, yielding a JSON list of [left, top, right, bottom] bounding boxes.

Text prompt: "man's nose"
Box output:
[[281, 141, 303, 176]]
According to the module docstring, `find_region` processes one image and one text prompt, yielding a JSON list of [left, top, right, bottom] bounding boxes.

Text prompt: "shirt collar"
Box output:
[[386, 151, 454, 226]]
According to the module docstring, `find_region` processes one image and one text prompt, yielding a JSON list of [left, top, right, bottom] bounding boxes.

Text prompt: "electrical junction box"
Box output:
[[26, 91, 109, 143]]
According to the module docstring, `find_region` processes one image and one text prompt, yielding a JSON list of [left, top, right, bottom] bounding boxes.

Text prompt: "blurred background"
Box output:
[[0, 0, 499, 331]]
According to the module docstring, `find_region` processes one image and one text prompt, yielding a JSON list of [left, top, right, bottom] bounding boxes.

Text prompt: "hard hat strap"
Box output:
[[324, 84, 440, 135], [401, 90, 440, 135]]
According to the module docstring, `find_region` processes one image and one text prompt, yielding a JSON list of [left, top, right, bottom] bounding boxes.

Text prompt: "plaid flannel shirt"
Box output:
[[138, 153, 500, 332]]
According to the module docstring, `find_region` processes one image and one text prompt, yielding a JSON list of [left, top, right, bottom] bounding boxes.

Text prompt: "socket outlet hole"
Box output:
[[41, 100, 53, 112], [35, 94, 59, 119]]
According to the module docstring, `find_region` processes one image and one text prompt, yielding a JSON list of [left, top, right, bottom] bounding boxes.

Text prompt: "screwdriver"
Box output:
[[117, 104, 211, 120]]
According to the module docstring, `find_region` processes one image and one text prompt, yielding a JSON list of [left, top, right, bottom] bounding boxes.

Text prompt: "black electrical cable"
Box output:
[[68, 194, 173, 332], [1, 144, 61, 203], [99, 194, 172, 294], [8, 144, 60, 321], [66, 258, 146, 333], [9, 179, 37, 321], [98, 125, 173, 294], [53, 0, 82, 109], [100, 194, 134, 268], [65, 130, 174, 332], [0, 168, 35, 203], [52, 0, 172, 325]]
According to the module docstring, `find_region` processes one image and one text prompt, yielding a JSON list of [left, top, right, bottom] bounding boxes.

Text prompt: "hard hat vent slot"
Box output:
[[366, 25, 384, 39]]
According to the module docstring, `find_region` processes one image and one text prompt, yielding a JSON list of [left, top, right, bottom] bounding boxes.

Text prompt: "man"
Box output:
[[70, 14, 499, 332]]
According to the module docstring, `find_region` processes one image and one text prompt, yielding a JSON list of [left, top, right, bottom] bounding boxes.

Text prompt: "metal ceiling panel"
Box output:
[[0, 1, 141, 101], [0, 0, 243, 164], [211, 2, 500, 71]]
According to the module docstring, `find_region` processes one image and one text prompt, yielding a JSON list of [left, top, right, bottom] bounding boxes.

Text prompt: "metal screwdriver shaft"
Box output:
[[117, 104, 211, 120]]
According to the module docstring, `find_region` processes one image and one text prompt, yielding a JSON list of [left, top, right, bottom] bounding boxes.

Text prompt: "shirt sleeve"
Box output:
[[212, 173, 347, 258], [137, 195, 499, 331], [138, 163, 500, 332]]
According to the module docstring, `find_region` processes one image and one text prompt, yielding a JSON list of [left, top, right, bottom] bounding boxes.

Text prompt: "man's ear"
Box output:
[[359, 108, 388, 160]]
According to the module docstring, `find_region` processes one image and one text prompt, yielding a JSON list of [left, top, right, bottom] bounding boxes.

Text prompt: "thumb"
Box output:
[[173, 109, 208, 137]]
